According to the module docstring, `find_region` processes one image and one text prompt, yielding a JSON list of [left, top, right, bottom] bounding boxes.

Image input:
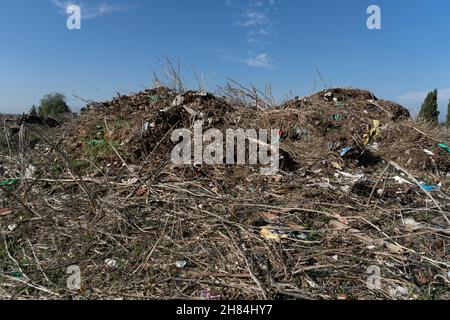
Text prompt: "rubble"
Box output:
[[0, 85, 449, 300]]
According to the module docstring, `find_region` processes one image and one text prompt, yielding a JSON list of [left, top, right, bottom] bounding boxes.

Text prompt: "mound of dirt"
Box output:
[[227, 88, 445, 175], [56, 86, 449, 176], [2, 86, 449, 300]]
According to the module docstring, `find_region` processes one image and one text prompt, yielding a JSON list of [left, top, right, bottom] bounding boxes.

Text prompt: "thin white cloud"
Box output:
[[228, 0, 281, 69], [243, 53, 275, 69], [234, 0, 280, 45], [236, 11, 269, 27], [51, 0, 137, 19], [397, 88, 450, 120]]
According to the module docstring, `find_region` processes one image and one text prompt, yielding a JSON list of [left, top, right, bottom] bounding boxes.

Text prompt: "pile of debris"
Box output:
[[0, 86, 449, 300]]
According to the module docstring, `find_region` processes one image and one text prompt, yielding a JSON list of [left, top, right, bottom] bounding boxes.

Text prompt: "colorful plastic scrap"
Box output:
[[0, 179, 19, 187], [363, 120, 381, 145], [438, 143, 450, 154], [420, 184, 439, 192], [88, 140, 105, 147], [339, 147, 353, 157], [149, 95, 160, 103]]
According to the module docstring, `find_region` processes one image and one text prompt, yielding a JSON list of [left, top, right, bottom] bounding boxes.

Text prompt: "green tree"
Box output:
[[446, 100, 450, 127], [38, 93, 71, 117], [418, 89, 439, 124]]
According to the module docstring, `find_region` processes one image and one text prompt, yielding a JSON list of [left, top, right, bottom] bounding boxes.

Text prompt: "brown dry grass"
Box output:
[[0, 86, 449, 300]]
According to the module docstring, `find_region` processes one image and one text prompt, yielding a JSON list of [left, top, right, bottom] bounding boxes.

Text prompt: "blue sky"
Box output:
[[0, 0, 449, 120]]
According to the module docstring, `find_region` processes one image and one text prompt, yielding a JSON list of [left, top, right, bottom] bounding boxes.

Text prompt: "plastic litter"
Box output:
[[25, 165, 36, 179], [0, 179, 19, 187], [420, 184, 438, 192], [393, 176, 413, 185], [8, 224, 17, 231], [142, 122, 150, 133], [172, 95, 185, 107], [367, 142, 380, 152], [3, 86, 449, 299], [10, 272, 24, 279], [339, 147, 353, 157], [149, 95, 160, 103], [423, 149, 435, 156], [88, 140, 105, 147], [105, 259, 118, 268], [404, 218, 422, 231], [363, 120, 381, 145], [336, 171, 365, 183], [438, 143, 450, 154], [323, 92, 334, 101], [175, 260, 188, 268]]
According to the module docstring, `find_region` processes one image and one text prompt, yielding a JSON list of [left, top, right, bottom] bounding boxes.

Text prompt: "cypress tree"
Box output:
[[418, 89, 439, 124], [446, 100, 450, 127]]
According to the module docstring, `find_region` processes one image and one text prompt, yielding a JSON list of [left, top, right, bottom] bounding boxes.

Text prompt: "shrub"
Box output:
[[38, 93, 71, 117]]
